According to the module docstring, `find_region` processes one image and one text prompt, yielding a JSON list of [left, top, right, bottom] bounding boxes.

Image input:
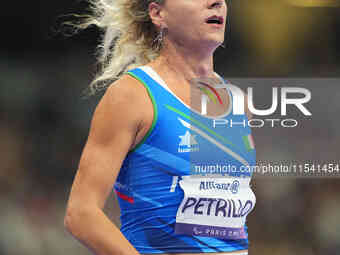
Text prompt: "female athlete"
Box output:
[[64, 0, 256, 255]]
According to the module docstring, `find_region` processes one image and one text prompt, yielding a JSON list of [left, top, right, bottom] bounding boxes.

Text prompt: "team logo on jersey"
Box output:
[[178, 131, 199, 153]]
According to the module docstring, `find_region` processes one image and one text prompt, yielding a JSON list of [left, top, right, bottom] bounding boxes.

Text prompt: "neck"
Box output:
[[155, 39, 216, 81]]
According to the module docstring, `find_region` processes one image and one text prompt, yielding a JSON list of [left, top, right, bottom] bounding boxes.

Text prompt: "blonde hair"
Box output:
[[73, 0, 164, 96]]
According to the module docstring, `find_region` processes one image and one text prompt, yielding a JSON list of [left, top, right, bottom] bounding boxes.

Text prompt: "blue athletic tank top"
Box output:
[[114, 66, 256, 254]]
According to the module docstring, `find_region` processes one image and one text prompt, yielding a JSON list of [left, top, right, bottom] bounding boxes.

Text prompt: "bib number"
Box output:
[[174, 176, 255, 239]]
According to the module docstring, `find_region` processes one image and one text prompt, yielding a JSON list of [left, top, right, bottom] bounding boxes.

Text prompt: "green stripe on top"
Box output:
[[242, 135, 255, 151], [165, 104, 238, 149], [126, 72, 158, 153]]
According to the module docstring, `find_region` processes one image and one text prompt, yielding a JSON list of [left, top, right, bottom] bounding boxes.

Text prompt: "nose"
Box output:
[[208, 0, 224, 9]]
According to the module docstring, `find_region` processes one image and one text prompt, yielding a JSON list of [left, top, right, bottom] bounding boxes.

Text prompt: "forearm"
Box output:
[[65, 206, 140, 255]]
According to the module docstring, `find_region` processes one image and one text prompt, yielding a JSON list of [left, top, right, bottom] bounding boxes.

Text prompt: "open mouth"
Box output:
[[206, 16, 224, 25]]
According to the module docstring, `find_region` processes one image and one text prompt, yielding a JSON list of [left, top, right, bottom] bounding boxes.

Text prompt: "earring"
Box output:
[[153, 26, 165, 50]]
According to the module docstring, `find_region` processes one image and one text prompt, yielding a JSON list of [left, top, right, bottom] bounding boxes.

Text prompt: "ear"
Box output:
[[148, 2, 166, 29]]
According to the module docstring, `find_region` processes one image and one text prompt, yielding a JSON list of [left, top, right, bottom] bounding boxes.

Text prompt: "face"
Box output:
[[154, 0, 228, 51]]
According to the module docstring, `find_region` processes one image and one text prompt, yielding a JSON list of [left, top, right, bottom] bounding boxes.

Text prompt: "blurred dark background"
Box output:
[[0, 0, 340, 254]]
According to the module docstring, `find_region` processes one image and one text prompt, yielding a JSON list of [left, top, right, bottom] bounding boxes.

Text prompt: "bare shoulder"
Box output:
[[94, 74, 151, 138], [104, 74, 150, 115], [106, 74, 149, 99]]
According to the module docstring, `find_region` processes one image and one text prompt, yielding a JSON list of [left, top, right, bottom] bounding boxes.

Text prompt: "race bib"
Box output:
[[175, 176, 256, 240]]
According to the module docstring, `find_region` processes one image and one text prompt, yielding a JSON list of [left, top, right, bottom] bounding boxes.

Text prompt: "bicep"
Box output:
[[67, 81, 141, 211]]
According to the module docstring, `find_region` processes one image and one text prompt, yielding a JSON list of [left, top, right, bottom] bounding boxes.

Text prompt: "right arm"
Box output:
[[64, 75, 147, 255]]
